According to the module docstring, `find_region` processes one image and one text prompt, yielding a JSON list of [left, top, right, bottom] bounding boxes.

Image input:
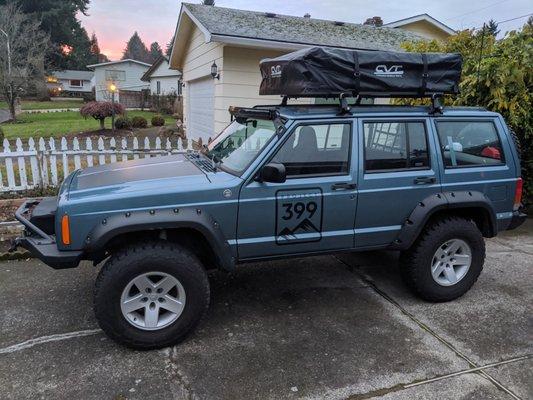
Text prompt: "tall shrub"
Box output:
[[399, 22, 532, 206]]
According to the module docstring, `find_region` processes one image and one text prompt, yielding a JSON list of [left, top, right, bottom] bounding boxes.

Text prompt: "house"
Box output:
[[86, 59, 151, 106], [46, 70, 94, 96], [141, 56, 182, 96], [169, 4, 435, 141], [383, 14, 456, 41]]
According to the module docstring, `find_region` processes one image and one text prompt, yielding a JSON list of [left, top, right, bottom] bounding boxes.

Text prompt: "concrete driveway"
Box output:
[[0, 221, 531, 400]]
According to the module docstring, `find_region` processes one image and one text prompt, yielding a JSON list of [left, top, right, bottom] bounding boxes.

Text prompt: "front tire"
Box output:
[[94, 241, 210, 350], [400, 216, 485, 302]]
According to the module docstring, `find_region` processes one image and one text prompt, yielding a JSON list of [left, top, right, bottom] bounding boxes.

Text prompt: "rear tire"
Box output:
[[94, 241, 210, 350], [400, 217, 485, 302]]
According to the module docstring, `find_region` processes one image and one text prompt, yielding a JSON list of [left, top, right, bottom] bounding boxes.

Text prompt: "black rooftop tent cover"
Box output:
[[259, 47, 462, 98]]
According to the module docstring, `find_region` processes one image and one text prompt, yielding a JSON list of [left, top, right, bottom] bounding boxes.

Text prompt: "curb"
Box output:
[[0, 250, 31, 261]]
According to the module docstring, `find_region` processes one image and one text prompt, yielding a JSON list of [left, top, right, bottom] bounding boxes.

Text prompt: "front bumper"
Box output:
[[12, 200, 82, 269], [507, 209, 527, 231]]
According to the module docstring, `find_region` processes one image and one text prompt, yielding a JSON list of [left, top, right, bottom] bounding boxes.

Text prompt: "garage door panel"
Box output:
[[188, 77, 214, 141]]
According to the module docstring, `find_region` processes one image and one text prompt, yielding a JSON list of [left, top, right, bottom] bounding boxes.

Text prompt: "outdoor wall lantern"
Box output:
[[211, 61, 220, 80]]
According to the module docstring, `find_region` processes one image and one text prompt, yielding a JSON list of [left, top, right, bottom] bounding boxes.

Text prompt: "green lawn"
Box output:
[[0, 111, 175, 139], [0, 99, 85, 110]]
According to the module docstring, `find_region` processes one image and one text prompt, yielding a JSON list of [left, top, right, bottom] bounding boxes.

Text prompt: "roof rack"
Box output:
[[275, 93, 445, 115]]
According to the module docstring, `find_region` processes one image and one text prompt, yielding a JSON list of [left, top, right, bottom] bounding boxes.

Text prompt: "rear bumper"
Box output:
[[506, 210, 527, 231], [12, 200, 82, 269]]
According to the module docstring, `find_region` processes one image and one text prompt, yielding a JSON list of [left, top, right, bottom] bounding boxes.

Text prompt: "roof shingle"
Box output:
[[184, 3, 422, 51]]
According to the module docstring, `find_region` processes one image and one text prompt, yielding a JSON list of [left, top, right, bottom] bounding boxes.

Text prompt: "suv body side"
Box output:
[[234, 109, 520, 261]]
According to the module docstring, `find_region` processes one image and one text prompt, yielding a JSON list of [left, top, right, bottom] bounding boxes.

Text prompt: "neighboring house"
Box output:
[[141, 56, 183, 96], [46, 70, 94, 96], [86, 59, 151, 104], [169, 4, 427, 141], [383, 14, 456, 41]]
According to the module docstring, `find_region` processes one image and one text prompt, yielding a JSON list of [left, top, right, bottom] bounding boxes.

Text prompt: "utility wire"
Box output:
[[468, 13, 532, 31], [445, 0, 512, 21]]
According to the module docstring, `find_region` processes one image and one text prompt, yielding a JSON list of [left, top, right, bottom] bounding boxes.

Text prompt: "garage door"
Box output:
[[187, 77, 215, 141]]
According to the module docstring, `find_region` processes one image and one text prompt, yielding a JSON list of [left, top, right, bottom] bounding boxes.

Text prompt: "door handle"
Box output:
[[331, 183, 357, 191], [414, 176, 436, 185]]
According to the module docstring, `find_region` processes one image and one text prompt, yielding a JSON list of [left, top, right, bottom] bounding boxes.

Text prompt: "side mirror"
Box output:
[[258, 163, 286, 183]]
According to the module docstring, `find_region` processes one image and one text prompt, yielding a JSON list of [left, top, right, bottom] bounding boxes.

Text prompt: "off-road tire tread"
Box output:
[[94, 240, 210, 350], [400, 216, 485, 302]]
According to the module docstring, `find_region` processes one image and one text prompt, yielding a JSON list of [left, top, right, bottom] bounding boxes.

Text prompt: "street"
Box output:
[[0, 221, 531, 399]]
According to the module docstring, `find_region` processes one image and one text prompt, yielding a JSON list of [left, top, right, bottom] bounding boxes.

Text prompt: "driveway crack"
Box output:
[[335, 256, 525, 400]]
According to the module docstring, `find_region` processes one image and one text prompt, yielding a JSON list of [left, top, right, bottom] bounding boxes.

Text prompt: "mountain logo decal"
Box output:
[[276, 188, 323, 245]]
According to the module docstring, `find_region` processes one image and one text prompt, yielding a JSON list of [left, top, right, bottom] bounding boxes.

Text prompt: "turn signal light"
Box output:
[[61, 215, 71, 245], [513, 178, 523, 210]]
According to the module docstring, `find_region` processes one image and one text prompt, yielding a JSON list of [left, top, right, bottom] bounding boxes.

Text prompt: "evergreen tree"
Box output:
[[0, 0, 91, 70], [484, 19, 500, 37], [122, 32, 151, 63], [89, 32, 109, 63], [149, 42, 163, 63], [165, 36, 174, 57]]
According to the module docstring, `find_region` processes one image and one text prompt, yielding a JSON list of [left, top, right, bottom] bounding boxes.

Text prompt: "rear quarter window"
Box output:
[[436, 121, 505, 168]]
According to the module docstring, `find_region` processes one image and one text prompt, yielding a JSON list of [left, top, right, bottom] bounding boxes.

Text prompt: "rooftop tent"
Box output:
[[259, 47, 462, 98]]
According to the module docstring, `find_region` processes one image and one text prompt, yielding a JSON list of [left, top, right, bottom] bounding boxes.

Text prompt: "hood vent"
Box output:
[[265, 12, 277, 18]]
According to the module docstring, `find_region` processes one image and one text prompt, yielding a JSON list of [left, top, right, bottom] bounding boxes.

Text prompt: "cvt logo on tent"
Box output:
[[374, 65, 404, 77], [270, 65, 282, 78]]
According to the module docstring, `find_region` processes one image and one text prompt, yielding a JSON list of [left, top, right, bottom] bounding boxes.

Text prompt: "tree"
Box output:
[[399, 22, 532, 205], [0, 3, 48, 121], [149, 42, 163, 63], [484, 19, 500, 37], [89, 32, 109, 63], [80, 101, 125, 130], [363, 16, 383, 27], [122, 32, 150, 63], [165, 36, 174, 57], [0, 0, 91, 70]]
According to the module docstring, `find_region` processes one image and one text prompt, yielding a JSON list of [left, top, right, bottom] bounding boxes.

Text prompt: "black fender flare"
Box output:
[[83, 207, 235, 270], [390, 191, 497, 250]]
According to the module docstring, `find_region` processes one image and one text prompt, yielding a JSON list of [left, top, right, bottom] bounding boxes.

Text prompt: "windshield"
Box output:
[[203, 118, 277, 175]]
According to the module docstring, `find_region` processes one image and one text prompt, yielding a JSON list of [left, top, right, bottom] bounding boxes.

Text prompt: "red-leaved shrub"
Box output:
[[80, 101, 125, 129]]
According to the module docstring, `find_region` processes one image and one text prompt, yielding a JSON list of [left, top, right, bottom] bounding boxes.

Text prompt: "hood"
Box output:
[[69, 154, 208, 194]]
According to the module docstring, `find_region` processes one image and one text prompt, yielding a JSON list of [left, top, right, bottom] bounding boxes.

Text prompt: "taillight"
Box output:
[[61, 215, 71, 245], [513, 178, 523, 210]]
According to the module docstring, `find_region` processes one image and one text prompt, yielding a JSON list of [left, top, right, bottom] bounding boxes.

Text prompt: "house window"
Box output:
[[105, 70, 126, 81], [436, 121, 505, 168], [69, 79, 82, 87], [364, 121, 429, 172], [156, 81, 161, 94]]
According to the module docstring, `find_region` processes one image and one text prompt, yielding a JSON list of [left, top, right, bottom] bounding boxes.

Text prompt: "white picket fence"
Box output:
[[0, 136, 195, 193]]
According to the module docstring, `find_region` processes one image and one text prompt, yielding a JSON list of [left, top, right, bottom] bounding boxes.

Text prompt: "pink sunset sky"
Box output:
[[78, 0, 532, 61]]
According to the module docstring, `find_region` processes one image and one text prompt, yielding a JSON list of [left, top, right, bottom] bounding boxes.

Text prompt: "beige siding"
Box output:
[[181, 25, 223, 135], [398, 21, 450, 41], [182, 30, 311, 138]]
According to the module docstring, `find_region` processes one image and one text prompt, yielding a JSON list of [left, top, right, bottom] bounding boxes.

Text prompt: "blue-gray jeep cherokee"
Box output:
[[12, 48, 527, 349]]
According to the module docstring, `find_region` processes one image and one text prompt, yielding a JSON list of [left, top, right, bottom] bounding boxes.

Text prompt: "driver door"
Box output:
[[237, 120, 358, 260]]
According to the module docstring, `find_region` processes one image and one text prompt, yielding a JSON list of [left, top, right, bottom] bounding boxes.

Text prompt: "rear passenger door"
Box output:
[[432, 118, 517, 227], [354, 118, 441, 248]]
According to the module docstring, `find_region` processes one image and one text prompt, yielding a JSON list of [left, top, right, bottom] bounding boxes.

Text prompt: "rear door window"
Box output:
[[435, 121, 505, 167], [363, 121, 429, 172]]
